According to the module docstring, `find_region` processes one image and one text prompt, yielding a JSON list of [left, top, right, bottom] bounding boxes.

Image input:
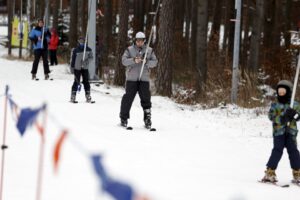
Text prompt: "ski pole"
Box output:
[[138, 0, 161, 81], [41, 0, 49, 49]]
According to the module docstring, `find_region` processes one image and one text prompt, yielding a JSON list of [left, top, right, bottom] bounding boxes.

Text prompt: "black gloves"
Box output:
[[281, 108, 299, 124]]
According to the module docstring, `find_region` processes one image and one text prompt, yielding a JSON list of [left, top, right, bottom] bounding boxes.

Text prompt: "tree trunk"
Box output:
[[263, 0, 274, 50], [283, 0, 292, 48], [52, 0, 59, 30], [155, 0, 175, 97], [209, 0, 222, 47], [77, 0, 84, 35], [248, 0, 264, 73], [190, 0, 198, 68], [241, 0, 251, 73], [195, 0, 208, 95], [39, 0, 45, 19], [69, 0, 78, 48], [102, 0, 113, 67], [185, 0, 191, 40], [272, 0, 282, 50], [227, 0, 235, 56], [133, 0, 145, 32], [174, 0, 185, 40], [114, 0, 129, 86]]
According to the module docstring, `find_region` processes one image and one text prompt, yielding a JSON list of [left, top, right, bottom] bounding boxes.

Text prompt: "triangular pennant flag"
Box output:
[[16, 106, 45, 136], [91, 155, 109, 185], [53, 130, 68, 172], [91, 155, 134, 200], [104, 180, 134, 200]]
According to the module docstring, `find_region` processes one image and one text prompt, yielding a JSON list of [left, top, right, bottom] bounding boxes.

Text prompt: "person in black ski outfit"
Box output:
[[70, 36, 93, 103], [119, 32, 158, 128]]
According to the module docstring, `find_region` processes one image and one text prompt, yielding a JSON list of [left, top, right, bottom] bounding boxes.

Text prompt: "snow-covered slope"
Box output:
[[0, 46, 299, 200]]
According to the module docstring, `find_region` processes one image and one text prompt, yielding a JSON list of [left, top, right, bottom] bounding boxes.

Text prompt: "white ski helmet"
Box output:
[[135, 32, 146, 39]]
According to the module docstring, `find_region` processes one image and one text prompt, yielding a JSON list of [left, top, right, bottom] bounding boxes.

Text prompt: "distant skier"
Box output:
[[29, 18, 51, 80], [49, 28, 59, 66], [261, 80, 300, 183], [70, 36, 94, 103], [119, 32, 158, 128]]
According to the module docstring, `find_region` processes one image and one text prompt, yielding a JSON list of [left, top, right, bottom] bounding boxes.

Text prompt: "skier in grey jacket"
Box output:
[[120, 32, 158, 128]]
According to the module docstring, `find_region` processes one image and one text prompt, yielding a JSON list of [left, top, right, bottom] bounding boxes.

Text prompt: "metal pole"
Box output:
[[0, 86, 9, 200], [231, 0, 242, 104], [88, 0, 97, 80], [41, 0, 48, 49], [35, 107, 47, 200], [290, 50, 300, 108], [138, 0, 161, 81]]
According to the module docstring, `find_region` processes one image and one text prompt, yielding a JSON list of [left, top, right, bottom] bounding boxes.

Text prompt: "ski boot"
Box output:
[[120, 118, 128, 127], [85, 91, 93, 103], [45, 73, 49, 80], [144, 109, 152, 129], [292, 169, 300, 184], [261, 168, 278, 183], [70, 92, 77, 103], [32, 74, 36, 80]]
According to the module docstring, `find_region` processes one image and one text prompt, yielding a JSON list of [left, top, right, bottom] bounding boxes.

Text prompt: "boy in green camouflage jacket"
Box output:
[[262, 80, 300, 183]]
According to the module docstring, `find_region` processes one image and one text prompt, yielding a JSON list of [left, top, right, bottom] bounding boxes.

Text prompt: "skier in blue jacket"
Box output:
[[29, 19, 51, 80]]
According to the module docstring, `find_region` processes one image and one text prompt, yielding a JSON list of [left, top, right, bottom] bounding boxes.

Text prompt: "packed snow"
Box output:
[[0, 39, 300, 200]]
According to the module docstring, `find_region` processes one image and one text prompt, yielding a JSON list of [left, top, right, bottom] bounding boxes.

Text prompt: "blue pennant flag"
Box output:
[[91, 155, 134, 200], [16, 105, 46, 136]]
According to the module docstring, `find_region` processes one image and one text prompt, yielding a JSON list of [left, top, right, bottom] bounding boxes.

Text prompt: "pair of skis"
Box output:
[[70, 100, 95, 104], [33, 77, 53, 81], [258, 180, 300, 188], [122, 124, 156, 132]]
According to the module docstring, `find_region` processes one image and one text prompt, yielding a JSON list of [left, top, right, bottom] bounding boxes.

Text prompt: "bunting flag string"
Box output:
[[2, 86, 146, 200]]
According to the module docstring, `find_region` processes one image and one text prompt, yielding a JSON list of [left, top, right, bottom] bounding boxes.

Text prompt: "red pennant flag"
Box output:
[[53, 130, 68, 173]]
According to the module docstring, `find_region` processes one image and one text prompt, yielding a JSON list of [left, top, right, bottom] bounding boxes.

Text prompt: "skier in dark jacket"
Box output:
[[119, 32, 158, 128], [262, 80, 300, 183], [70, 36, 93, 103], [29, 18, 51, 80]]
